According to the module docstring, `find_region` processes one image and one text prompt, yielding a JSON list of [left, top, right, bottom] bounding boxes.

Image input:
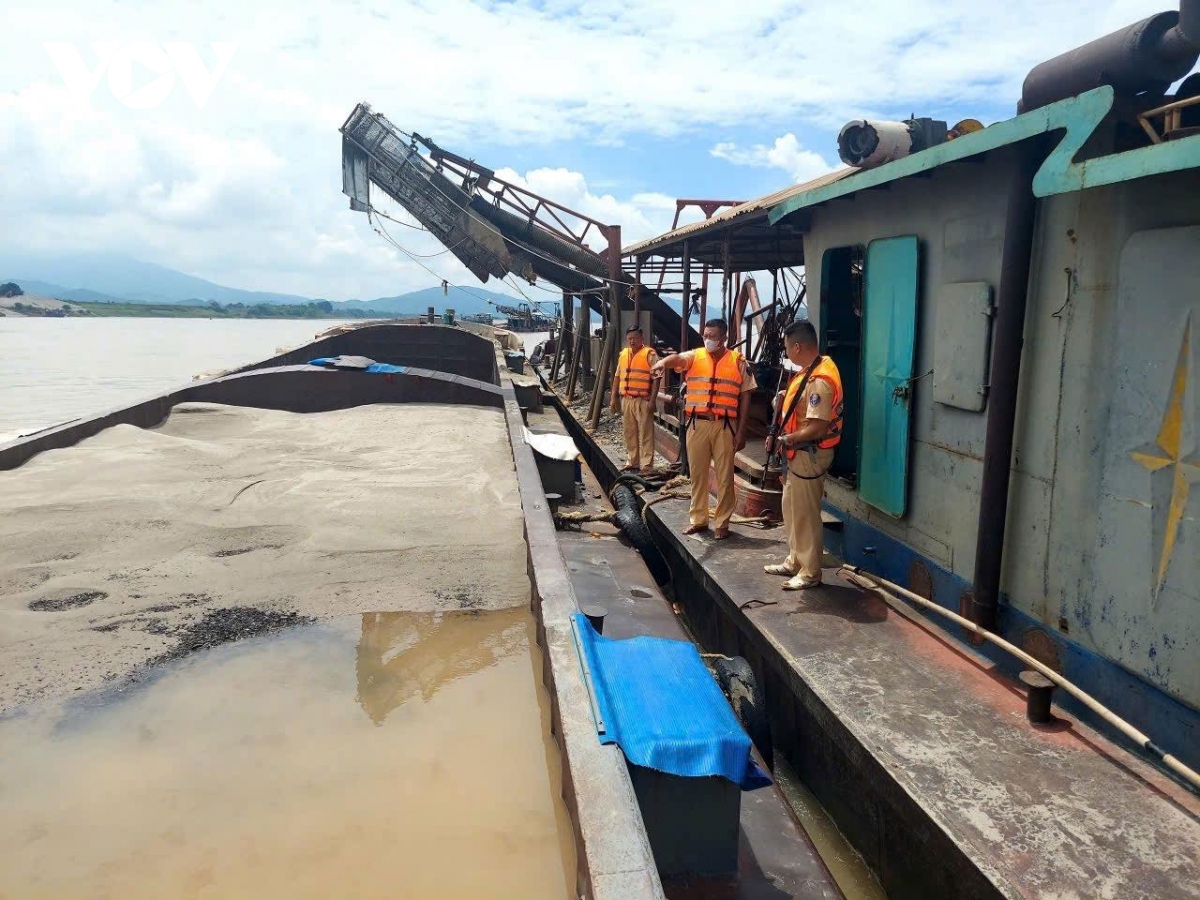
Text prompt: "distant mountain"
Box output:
[[0, 253, 546, 317], [0, 253, 315, 307], [339, 286, 539, 317]]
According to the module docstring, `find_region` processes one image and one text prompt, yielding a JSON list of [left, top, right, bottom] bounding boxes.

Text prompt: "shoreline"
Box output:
[[5, 301, 384, 320]]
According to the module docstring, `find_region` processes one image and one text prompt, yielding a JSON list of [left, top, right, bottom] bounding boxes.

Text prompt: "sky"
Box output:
[[0, 0, 1192, 302]]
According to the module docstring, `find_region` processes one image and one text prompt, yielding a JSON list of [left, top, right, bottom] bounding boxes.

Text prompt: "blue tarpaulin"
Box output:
[[308, 357, 407, 374], [572, 613, 771, 790]]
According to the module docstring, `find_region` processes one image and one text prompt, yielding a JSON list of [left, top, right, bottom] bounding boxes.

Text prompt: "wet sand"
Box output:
[[0, 609, 574, 899], [0, 402, 528, 711]]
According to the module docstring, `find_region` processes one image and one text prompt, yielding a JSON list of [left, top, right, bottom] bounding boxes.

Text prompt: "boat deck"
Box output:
[[558, 397, 1200, 900], [527, 404, 848, 900], [652, 484, 1200, 900]]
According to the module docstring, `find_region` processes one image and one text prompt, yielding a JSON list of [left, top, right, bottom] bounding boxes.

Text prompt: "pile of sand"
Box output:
[[0, 402, 528, 711]]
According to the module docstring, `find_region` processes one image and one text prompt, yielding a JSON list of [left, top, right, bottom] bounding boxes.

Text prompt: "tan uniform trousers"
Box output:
[[686, 417, 737, 530], [621, 396, 655, 469], [783, 446, 836, 580]]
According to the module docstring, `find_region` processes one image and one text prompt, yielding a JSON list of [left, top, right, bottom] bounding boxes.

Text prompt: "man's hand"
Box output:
[[609, 397, 620, 414], [734, 431, 747, 452], [651, 352, 681, 377]]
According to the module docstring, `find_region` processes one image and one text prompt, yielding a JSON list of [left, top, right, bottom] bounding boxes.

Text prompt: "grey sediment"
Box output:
[[143, 606, 315, 668]]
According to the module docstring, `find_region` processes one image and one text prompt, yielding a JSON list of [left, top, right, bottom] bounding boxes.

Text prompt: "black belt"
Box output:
[[787, 444, 834, 480]]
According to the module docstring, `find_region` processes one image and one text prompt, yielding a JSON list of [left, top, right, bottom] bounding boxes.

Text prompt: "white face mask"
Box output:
[[703, 338, 721, 353]]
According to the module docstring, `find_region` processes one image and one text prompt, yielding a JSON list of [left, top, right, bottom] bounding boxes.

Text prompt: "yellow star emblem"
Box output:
[[1131, 317, 1199, 600]]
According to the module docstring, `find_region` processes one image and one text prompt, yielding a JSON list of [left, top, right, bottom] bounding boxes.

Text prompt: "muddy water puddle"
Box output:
[[0, 608, 574, 899]]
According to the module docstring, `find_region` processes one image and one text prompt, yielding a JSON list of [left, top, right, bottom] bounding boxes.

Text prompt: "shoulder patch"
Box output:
[[809, 392, 822, 407]]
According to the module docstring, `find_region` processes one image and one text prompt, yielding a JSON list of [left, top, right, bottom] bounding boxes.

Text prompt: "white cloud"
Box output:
[[710, 134, 836, 184], [1, 0, 1194, 299]]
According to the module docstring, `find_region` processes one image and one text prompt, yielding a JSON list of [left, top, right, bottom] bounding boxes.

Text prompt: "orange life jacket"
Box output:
[[782, 356, 844, 458], [617, 346, 654, 398], [684, 349, 743, 419]]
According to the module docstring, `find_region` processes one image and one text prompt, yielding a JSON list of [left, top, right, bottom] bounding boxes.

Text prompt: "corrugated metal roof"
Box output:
[[623, 167, 855, 257]]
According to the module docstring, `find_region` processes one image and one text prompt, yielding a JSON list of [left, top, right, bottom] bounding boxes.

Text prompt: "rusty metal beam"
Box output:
[[681, 242, 692, 353], [633, 256, 643, 323]]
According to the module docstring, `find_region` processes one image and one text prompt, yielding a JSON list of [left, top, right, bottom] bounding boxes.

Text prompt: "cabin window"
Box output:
[[819, 246, 865, 485]]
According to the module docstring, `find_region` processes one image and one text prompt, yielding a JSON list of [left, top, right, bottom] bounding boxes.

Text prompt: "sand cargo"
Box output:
[[3, 322, 855, 899]]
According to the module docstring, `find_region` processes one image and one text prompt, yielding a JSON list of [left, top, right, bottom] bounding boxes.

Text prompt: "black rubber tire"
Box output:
[[711, 655, 773, 771], [610, 483, 672, 586]]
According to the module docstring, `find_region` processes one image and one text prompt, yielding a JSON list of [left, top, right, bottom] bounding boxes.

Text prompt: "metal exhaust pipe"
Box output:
[[1019, 4, 1200, 112]]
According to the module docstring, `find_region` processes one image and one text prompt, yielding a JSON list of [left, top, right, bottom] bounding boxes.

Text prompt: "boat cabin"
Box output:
[[625, 84, 1200, 771]]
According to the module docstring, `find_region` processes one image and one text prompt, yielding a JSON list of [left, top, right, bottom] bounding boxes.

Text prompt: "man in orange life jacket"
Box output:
[[609, 325, 660, 474], [764, 319, 843, 590], [652, 318, 757, 540]]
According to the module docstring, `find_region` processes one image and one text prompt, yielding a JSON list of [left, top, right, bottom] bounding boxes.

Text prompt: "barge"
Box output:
[[5, 6, 1200, 897], [1, 321, 858, 900], [329, 4, 1200, 897]]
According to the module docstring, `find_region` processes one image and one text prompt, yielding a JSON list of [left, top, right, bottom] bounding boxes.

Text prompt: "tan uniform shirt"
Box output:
[[802, 369, 835, 422]]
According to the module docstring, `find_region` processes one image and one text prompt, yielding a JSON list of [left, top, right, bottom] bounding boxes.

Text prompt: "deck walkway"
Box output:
[[527, 405, 846, 900], [645, 492, 1200, 900]]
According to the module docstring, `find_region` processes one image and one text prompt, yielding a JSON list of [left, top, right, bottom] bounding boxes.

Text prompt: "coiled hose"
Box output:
[[609, 481, 672, 586], [612, 472, 665, 493]]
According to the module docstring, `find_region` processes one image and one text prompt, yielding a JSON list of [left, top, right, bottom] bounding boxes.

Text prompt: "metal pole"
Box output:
[[656, 206, 684, 292], [589, 300, 617, 430], [551, 290, 570, 383], [723, 232, 732, 330], [608, 225, 623, 372], [970, 143, 1041, 631], [567, 301, 587, 401], [564, 331, 583, 400], [633, 255, 643, 325], [582, 299, 591, 373], [681, 242, 691, 352], [564, 292, 575, 374], [733, 273, 743, 346], [587, 225, 622, 429], [678, 242, 693, 473]]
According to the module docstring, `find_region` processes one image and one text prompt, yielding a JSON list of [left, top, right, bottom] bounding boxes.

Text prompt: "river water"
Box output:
[[0, 318, 354, 441], [0, 319, 563, 442]]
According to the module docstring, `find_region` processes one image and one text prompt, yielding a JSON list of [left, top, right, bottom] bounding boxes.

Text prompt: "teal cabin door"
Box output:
[[859, 236, 920, 517]]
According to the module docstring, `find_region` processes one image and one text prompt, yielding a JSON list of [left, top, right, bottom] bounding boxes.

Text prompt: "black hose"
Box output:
[[612, 472, 665, 493], [610, 483, 672, 586]]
